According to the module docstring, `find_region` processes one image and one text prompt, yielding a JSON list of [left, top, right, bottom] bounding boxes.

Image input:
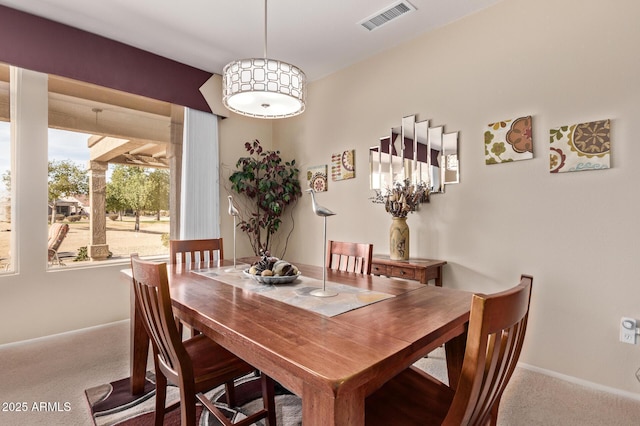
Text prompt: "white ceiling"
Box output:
[[0, 0, 502, 81]]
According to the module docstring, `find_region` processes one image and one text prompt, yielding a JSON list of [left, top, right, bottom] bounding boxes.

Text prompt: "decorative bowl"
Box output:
[[243, 269, 301, 284]]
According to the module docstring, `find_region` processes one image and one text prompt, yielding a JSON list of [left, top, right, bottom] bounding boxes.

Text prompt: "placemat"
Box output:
[[191, 266, 394, 317]]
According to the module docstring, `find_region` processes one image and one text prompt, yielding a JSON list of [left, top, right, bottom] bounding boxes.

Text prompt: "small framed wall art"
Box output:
[[549, 119, 610, 173], [331, 149, 355, 181], [307, 165, 328, 192], [485, 115, 533, 165]]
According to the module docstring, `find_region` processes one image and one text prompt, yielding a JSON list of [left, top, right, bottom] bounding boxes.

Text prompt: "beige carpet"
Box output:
[[1, 320, 640, 425], [413, 353, 640, 425], [0, 321, 130, 426]]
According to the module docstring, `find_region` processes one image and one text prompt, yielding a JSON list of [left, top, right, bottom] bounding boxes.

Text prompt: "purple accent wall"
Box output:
[[0, 5, 213, 112]]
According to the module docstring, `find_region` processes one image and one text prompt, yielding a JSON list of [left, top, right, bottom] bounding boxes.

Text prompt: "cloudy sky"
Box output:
[[0, 122, 91, 196]]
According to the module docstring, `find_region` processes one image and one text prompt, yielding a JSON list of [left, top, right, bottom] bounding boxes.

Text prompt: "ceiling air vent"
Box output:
[[359, 1, 417, 31]]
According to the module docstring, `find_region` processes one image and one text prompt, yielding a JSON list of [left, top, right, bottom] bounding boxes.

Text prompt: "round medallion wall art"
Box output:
[[549, 119, 610, 173]]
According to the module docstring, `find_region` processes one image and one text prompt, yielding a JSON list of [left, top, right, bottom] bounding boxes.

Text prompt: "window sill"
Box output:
[[47, 254, 170, 272]]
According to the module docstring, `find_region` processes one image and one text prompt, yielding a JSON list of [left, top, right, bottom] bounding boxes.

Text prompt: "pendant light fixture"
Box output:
[[222, 0, 306, 119]]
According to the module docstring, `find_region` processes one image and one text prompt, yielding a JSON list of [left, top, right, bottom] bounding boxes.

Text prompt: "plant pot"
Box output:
[[390, 216, 409, 261]]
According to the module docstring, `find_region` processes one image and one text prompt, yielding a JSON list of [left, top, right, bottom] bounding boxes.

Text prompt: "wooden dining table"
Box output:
[[125, 260, 473, 426]]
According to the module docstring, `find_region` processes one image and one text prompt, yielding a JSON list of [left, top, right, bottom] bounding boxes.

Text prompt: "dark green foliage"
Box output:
[[229, 140, 301, 256]]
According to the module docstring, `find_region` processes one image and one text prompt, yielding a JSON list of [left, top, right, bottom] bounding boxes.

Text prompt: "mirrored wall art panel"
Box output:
[[400, 115, 416, 184], [443, 132, 459, 184], [414, 120, 431, 187], [369, 142, 382, 190], [428, 125, 444, 193], [370, 114, 459, 196], [390, 126, 404, 184], [370, 134, 394, 190]]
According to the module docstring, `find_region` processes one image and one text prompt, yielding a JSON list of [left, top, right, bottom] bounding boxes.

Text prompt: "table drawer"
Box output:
[[372, 256, 446, 286], [390, 266, 416, 280], [372, 263, 390, 276]]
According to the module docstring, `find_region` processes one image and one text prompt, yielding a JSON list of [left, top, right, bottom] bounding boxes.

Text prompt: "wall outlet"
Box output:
[[620, 317, 637, 344]]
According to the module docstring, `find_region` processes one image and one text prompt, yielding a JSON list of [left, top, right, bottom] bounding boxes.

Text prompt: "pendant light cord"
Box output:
[[263, 0, 268, 59]]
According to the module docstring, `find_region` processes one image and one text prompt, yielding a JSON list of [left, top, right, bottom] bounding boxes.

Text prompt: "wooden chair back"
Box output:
[[169, 238, 224, 266], [170, 239, 224, 336], [444, 275, 533, 425], [325, 240, 373, 274], [131, 253, 277, 426], [130, 254, 187, 377]]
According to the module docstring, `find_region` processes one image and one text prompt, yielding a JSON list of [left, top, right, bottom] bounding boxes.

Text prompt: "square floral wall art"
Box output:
[[331, 149, 355, 181], [549, 119, 610, 173], [485, 116, 533, 164], [307, 165, 328, 192]]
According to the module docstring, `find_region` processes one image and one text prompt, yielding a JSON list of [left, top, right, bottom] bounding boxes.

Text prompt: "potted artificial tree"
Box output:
[[229, 140, 302, 258]]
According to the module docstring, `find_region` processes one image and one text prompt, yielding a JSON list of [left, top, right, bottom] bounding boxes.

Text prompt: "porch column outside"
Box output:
[[88, 160, 109, 261]]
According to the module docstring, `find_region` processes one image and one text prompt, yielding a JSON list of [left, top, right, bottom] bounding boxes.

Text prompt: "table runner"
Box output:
[[191, 266, 394, 317]]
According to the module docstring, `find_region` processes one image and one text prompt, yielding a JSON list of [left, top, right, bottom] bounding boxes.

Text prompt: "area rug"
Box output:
[[85, 372, 302, 426]]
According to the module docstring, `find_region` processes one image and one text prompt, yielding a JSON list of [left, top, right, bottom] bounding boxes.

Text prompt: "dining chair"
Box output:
[[130, 254, 276, 426], [169, 238, 224, 266], [325, 240, 373, 274], [365, 274, 533, 426], [169, 238, 225, 337]]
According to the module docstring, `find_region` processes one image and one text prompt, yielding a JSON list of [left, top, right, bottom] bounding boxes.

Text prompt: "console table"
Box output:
[[371, 255, 447, 286]]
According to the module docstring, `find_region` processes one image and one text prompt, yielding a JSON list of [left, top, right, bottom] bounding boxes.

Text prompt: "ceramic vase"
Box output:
[[390, 216, 409, 260]]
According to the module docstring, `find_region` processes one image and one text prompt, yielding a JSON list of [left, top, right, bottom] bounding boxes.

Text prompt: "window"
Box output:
[[46, 73, 175, 267], [0, 66, 10, 273], [2, 63, 217, 272]]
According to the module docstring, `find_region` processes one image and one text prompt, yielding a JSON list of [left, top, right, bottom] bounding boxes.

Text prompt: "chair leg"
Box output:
[[489, 400, 500, 426], [175, 319, 201, 339], [176, 318, 184, 338], [199, 372, 276, 426], [261, 373, 277, 426], [224, 380, 237, 407], [179, 385, 198, 426], [154, 367, 167, 426]]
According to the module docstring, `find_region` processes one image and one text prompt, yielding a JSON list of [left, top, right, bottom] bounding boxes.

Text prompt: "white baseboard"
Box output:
[[518, 362, 640, 402], [0, 319, 129, 349]]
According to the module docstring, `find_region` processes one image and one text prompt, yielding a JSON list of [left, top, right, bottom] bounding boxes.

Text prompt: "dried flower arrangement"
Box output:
[[371, 179, 429, 218]]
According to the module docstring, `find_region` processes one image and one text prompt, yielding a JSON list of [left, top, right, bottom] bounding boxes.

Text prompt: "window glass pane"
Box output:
[[47, 75, 171, 268], [0, 64, 11, 273], [47, 129, 90, 266]]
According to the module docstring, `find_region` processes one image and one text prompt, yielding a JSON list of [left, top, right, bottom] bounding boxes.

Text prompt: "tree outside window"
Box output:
[[106, 165, 169, 231], [48, 160, 89, 224]]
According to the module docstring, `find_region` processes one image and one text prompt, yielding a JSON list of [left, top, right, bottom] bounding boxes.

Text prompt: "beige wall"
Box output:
[[274, 0, 640, 396]]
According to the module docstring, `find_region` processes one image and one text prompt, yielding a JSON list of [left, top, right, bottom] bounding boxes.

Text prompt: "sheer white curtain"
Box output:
[[179, 108, 220, 240]]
